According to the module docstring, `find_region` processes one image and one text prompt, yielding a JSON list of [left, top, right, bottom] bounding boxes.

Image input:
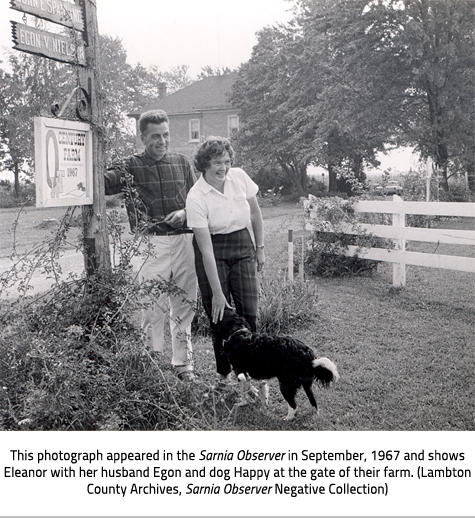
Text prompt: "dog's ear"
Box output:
[[211, 308, 234, 337], [221, 308, 241, 328], [217, 308, 251, 335], [222, 307, 236, 320]]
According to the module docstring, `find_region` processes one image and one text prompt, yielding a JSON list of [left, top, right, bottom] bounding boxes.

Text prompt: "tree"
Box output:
[[128, 63, 194, 103], [96, 34, 143, 163], [230, 3, 391, 195], [230, 25, 316, 196], [197, 65, 235, 79], [231, 0, 474, 195], [86, 36, 196, 164], [0, 70, 7, 175], [0, 55, 75, 196], [301, 0, 403, 191], [0, 36, 197, 186], [0, 37, 137, 188], [296, 0, 475, 192], [395, 0, 475, 191]]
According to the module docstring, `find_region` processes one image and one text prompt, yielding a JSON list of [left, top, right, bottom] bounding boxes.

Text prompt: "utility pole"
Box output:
[[77, 0, 111, 275]]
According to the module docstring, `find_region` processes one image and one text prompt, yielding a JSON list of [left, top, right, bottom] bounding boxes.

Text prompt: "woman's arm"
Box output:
[[248, 196, 265, 271], [193, 227, 230, 323]]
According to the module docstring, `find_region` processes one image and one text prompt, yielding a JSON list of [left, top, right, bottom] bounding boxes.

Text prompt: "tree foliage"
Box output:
[[392, 0, 475, 190], [197, 65, 235, 79], [304, 0, 475, 191], [231, 0, 475, 194], [0, 55, 75, 195], [0, 35, 196, 191], [229, 24, 315, 196]]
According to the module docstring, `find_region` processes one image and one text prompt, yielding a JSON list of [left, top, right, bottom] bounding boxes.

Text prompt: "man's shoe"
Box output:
[[175, 366, 196, 382], [178, 371, 196, 382]]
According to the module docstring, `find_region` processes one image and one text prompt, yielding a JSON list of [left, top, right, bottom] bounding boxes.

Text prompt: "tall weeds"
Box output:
[[258, 277, 318, 334], [0, 198, 210, 430], [0, 197, 322, 430]]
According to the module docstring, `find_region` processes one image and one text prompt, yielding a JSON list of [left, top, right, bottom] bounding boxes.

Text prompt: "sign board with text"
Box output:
[[10, 0, 85, 31], [35, 117, 93, 207], [11, 21, 86, 66]]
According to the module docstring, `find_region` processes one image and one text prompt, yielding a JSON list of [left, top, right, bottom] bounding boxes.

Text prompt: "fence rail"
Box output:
[[305, 195, 475, 287]]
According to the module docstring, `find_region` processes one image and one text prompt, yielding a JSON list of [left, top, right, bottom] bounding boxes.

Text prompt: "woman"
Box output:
[[186, 137, 265, 386]]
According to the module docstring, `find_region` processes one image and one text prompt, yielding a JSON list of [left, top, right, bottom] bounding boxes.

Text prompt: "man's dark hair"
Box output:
[[139, 109, 169, 134]]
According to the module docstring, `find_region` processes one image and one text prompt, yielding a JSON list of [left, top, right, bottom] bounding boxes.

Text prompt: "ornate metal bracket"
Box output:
[[51, 86, 91, 120]]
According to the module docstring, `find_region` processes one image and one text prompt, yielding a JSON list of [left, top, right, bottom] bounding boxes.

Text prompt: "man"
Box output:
[[104, 109, 197, 381]]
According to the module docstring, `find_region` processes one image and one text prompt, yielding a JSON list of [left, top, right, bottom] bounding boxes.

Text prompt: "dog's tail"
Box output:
[[312, 357, 340, 388]]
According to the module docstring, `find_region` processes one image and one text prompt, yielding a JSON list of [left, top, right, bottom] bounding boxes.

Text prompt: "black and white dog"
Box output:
[[214, 309, 340, 420]]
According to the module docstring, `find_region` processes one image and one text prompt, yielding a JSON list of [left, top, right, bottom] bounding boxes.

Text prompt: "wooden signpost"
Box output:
[[10, 0, 111, 275], [10, 0, 85, 31], [76, 0, 111, 274], [11, 21, 86, 66]]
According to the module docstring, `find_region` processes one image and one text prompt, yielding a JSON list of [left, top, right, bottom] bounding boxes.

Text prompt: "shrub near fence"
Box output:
[[305, 195, 475, 287]]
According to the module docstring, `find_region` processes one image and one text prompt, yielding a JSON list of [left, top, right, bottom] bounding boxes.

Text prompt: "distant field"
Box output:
[[0, 205, 82, 258]]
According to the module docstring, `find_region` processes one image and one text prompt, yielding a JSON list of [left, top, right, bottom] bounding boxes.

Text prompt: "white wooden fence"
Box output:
[[305, 195, 475, 287]]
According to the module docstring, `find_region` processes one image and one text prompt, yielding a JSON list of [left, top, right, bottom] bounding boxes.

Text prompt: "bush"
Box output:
[[440, 177, 473, 202], [257, 192, 282, 207], [401, 170, 474, 226], [307, 178, 327, 195], [258, 277, 318, 334], [191, 277, 317, 338], [0, 192, 325, 430], [0, 203, 210, 431], [303, 196, 390, 277], [0, 263, 196, 430], [0, 180, 36, 208], [303, 244, 380, 277]]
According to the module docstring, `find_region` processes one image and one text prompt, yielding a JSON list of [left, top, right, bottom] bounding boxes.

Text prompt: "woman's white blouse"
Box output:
[[186, 167, 258, 235]]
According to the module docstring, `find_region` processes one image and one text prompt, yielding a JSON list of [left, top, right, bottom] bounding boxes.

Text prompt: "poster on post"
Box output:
[[34, 116, 93, 207]]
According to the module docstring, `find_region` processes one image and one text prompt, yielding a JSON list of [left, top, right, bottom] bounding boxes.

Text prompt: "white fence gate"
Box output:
[[306, 195, 475, 287]]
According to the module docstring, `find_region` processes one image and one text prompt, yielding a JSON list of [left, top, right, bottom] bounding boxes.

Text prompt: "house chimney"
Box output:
[[158, 82, 167, 99]]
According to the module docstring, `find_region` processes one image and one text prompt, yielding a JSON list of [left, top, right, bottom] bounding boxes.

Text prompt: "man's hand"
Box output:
[[164, 209, 186, 229]]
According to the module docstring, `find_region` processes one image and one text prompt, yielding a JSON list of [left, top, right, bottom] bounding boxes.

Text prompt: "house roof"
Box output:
[[129, 74, 238, 118]]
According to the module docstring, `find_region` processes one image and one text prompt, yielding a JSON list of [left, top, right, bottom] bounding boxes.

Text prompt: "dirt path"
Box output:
[[0, 250, 85, 299]]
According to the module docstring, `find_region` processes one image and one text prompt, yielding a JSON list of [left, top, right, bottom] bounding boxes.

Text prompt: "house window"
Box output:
[[189, 119, 200, 142], [228, 115, 239, 137]]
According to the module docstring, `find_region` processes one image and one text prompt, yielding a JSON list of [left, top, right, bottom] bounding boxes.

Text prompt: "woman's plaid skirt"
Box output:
[[193, 227, 258, 376]]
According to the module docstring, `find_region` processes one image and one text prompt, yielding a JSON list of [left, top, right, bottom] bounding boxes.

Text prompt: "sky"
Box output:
[[1, 0, 293, 77]]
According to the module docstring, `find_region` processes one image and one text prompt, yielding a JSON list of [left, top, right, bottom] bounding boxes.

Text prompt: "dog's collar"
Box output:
[[225, 328, 250, 343]]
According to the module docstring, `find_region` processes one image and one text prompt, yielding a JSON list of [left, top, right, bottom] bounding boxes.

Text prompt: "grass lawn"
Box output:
[[190, 203, 475, 430], [0, 201, 474, 430]]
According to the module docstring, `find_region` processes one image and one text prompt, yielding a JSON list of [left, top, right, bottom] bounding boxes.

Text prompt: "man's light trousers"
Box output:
[[139, 234, 197, 371]]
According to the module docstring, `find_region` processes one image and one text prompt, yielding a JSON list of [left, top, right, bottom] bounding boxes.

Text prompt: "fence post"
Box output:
[[392, 194, 406, 287], [299, 236, 305, 282], [288, 229, 294, 282], [426, 158, 433, 202]]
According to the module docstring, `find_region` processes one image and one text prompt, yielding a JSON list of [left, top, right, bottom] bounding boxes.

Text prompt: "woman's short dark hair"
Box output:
[[139, 109, 169, 134], [194, 136, 235, 173]]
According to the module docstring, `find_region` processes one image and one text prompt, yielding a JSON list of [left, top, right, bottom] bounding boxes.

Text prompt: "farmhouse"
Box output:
[[128, 74, 239, 159]]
